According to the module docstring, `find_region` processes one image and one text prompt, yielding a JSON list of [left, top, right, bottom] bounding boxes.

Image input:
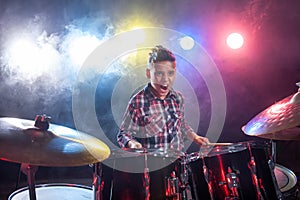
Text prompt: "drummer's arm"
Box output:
[[117, 121, 144, 148], [187, 131, 210, 145], [117, 100, 143, 148], [127, 140, 142, 148], [117, 132, 142, 149]]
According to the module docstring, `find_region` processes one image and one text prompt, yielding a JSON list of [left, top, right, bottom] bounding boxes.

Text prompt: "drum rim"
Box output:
[[275, 164, 298, 192], [9, 183, 92, 198], [109, 148, 185, 158], [198, 142, 248, 157]]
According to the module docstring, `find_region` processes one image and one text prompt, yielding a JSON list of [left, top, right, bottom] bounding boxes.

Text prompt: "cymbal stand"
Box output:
[[20, 164, 38, 200], [93, 162, 103, 200], [143, 148, 150, 200], [201, 156, 214, 200], [185, 153, 199, 200], [246, 143, 263, 200], [270, 140, 276, 163], [19, 115, 48, 200], [179, 156, 192, 200]]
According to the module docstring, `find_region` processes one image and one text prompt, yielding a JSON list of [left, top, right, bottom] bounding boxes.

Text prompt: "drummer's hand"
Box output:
[[127, 140, 143, 149], [188, 131, 210, 145], [194, 135, 210, 146]]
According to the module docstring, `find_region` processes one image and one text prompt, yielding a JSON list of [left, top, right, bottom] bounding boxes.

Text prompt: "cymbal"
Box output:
[[247, 127, 300, 140], [0, 117, 110, 166], [243, 88, 300, 140]]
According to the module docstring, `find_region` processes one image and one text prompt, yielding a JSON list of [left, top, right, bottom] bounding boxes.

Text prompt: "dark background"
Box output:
[[1, 0, 300, 199]]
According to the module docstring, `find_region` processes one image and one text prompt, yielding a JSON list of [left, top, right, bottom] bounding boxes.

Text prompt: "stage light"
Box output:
[[179, 36, 195, 50], [226, 33, 244, 49], [8, 39, 38, 70], [6, 37, 61, 77]]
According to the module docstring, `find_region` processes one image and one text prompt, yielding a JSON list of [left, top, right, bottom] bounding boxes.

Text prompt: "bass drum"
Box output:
[[8, 183, 93, 200], [274, 164, 298, 199]]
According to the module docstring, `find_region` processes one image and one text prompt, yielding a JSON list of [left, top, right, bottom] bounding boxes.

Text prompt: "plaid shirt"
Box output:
[[117, 83, 194, 150]]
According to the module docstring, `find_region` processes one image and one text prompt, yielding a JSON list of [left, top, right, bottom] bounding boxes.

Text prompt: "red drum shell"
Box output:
[[189, 142, 281, 200], [101, 148, 182, 200]]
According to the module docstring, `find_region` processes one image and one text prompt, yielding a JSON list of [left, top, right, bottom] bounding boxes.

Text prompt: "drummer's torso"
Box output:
[[133, 96, 185, 150]]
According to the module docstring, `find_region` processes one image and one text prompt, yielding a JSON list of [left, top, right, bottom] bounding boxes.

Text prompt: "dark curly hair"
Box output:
[[148, 45, 176, 68]]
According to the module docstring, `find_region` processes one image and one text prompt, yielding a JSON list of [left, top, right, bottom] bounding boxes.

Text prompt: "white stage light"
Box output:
[[226, 33, 244, 49], [179, 36, 195, 50], [5, 34, 62, 79]]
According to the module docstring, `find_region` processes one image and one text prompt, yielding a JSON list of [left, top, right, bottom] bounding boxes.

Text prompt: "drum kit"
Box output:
[[0, 83, 299, 200]]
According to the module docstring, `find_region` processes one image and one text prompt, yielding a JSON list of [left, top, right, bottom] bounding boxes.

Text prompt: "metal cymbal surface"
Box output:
[[243, 90, 300, 140], [0, 117, 110, 166], [247, 127, 300, 140]]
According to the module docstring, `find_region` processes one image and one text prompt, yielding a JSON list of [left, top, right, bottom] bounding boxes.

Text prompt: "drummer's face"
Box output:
[[146, 61, 176, 99]]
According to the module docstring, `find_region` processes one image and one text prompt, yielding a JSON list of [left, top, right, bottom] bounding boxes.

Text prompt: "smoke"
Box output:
[[0, 3, 114, 126]]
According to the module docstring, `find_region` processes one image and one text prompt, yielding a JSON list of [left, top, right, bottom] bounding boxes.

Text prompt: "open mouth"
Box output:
[[160, 85, 168, 90]]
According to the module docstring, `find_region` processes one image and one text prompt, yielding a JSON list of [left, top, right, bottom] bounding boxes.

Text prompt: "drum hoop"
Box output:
[[9, 183, 92, 198], [198, 142, 247, 157], [110, 148, 184, 158], [275, 164, 298, 192]]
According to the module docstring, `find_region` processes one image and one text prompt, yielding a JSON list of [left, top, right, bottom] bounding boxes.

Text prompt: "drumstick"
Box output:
[[205, 142, 233, 146]]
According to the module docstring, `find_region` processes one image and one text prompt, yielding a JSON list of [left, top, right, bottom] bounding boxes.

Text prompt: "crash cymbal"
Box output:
[[243, 85, 300, 140], [247, 127, 300, 140], [0, 117, 110, 166]]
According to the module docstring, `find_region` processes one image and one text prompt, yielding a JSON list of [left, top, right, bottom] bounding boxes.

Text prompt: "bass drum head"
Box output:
[[8, 183, 93, 200], [275, 164, 297, 193]]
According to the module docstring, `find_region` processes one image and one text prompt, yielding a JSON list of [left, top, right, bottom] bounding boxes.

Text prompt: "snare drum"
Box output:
[[101, 148, 183, 200], [8, 183, 92, 200]]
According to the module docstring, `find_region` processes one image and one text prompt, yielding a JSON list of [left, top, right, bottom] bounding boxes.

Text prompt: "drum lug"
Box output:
[[165, 170, 193, 200], [225, 167, 240, 197], [165, 171, 180, 199]]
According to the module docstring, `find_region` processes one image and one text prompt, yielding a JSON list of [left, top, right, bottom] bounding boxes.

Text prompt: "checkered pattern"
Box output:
[[117, 83, 193, 150]]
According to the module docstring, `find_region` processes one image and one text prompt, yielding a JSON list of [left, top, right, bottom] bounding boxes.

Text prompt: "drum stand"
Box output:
[[164, 154, 194, 200], [20, 164, 38, 200], [247, 142, 283, 200], [93, 162, 103, 200], [143, 150, 150, 200], [246, 143, 264, 200], [179, 157, 192, 200], [268, 140, 284, 200], [270, 140, 277, 163], [201, 156, 214, 200]]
